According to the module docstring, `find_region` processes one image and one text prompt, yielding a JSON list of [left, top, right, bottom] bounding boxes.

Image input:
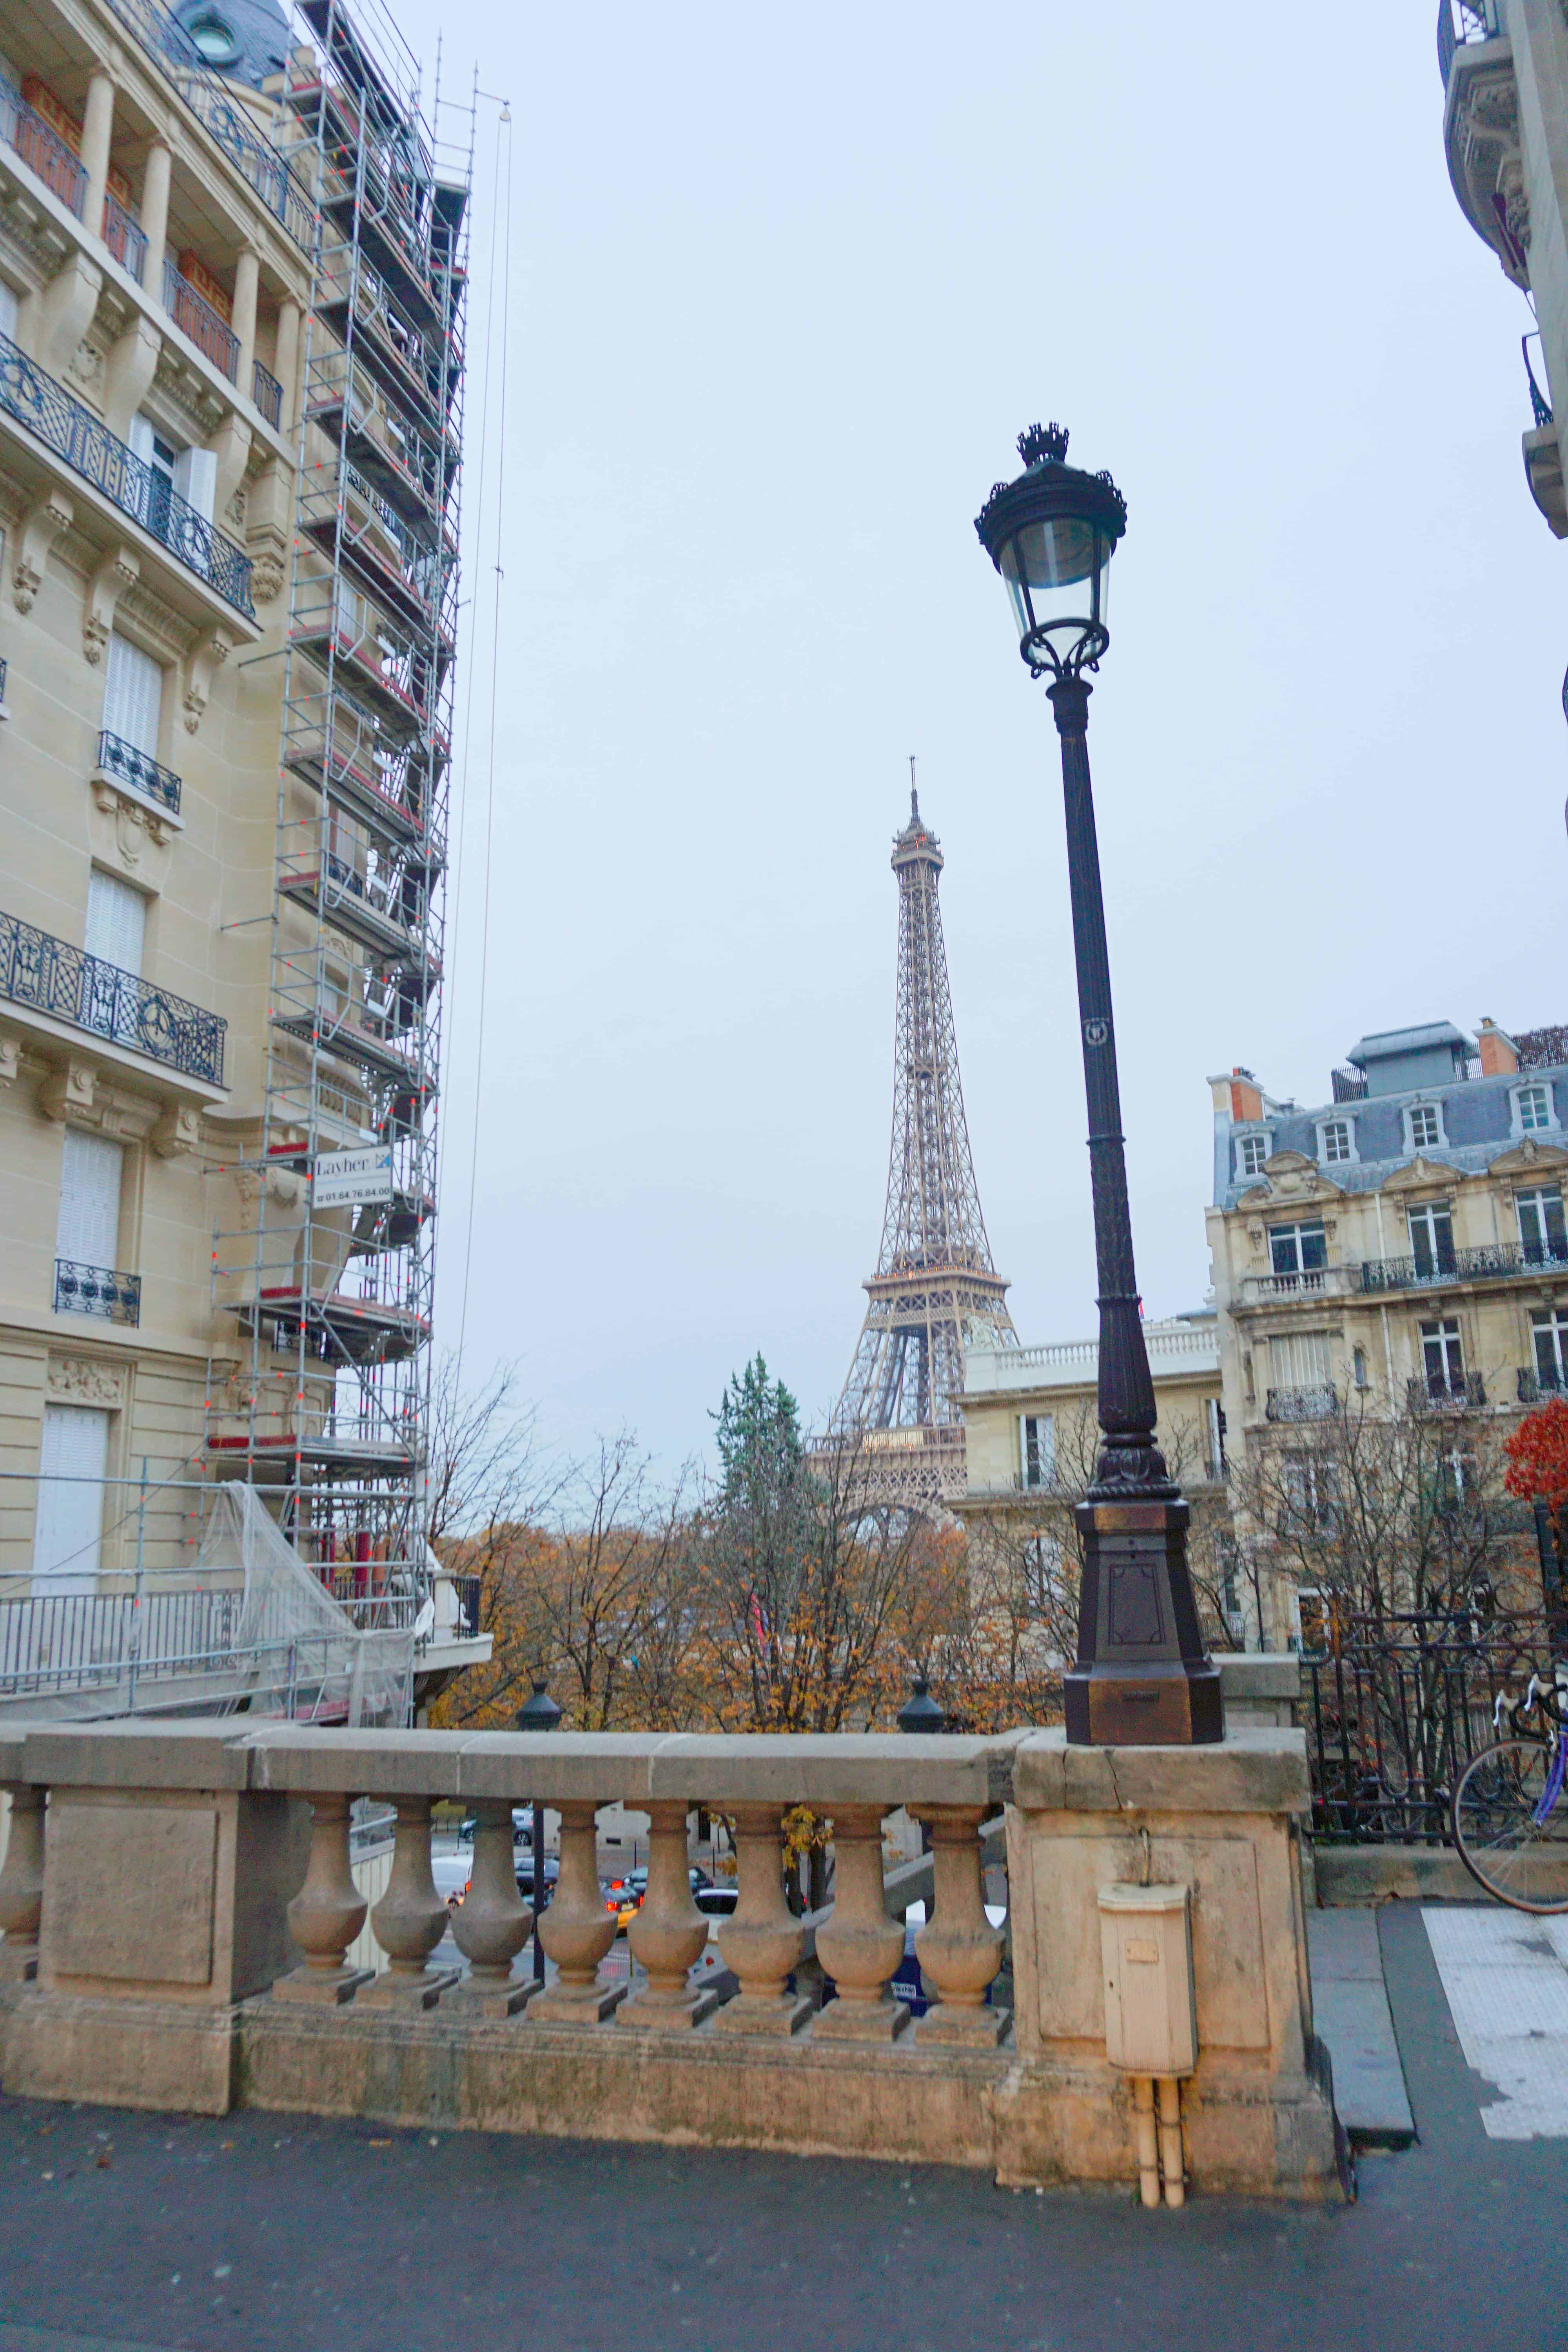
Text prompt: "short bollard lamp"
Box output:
[[517, 1674, 563, 1979], [975, 424, 1223, 1746]]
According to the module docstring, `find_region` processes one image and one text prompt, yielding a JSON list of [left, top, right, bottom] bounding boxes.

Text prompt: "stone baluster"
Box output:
[[359, 1796, 458, 2009], [714, 1803, 808, 2036], [451, 1800, 534, 2014], [912, 1805, 1007, 2045], [529, 1799, 624, 2023], [0, 1786, 45, 1983], [813, 1805, 908, 2040], [274, 1792, 372, 2004], [621, 1800, 718, 2031]]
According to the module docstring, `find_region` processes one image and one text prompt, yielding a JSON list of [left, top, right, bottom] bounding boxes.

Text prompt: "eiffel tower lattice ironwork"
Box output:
[[830, 769, 1017, 1504]]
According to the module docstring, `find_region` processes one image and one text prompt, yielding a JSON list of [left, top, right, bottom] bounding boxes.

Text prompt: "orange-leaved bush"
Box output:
[[1504, 1398, 1568, 1516]]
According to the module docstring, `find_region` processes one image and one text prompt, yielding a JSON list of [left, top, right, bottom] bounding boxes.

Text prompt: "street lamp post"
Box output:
[[516, 1673, 563, 1980], [975, 423, 1223, 1747]]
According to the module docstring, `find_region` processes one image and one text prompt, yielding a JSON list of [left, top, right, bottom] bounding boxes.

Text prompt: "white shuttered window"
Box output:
[[33, 1403, 109, 1591], [1269, 1332, 1334, 1390], [102, 630, 162, 758], [56, 1129, 123, 1268], [84, 870, 146, 976]]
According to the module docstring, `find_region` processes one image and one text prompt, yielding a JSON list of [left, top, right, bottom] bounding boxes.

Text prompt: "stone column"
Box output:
[[0, 1786, 45, 1982], [233, 247, 260, 392], [81, 73, 115, 235], [621, 1800, 717, 2032], [714, 1803, 808, 2036], [912, 1805, 1006, 2045], [273, 1792, 372, 2004], [528, 1799, 624, 2023], [813, 1805, 908, 2041], [359, 1796, 457, 2009], [450, 1800, 534, 2015], [274, 296, 301, 432], [140, 142, 172, 290]]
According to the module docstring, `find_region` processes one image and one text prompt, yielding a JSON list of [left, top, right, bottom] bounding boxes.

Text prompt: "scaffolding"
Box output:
[[206, 0, 472, 1639]]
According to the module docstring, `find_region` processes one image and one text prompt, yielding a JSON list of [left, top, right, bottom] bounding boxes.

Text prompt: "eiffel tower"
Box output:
[[830, 768, 1017, 1504]]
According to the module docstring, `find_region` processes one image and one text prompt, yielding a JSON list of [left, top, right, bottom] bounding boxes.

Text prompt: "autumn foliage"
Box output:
[[1505, 1398, 1568, 1532]]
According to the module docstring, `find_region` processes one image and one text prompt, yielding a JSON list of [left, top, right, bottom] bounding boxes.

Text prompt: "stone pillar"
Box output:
[[81, 73, 115, 234], [450, 1800, 534, 2015], [813, 1805, 908, 2041], [233, 247, 260, 390], [620, 1800, 717, 2032], [359, 1797, 457, 2009], [274, 297, 301, 432], [528, 1799, 624, 2023], [714, 1803, 809, 2036], [140, 142, 172, 289], [273, 1792, 372, 2004], [0, 1786, 45, 1982], [912, 1805, 1006, 2045]]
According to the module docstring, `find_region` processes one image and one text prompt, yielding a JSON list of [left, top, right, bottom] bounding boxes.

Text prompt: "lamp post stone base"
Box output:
[[1064, 1495, 1224, 1747]]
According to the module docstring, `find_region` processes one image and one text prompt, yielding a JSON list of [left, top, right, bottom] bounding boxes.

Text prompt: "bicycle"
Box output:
[[1451, 1666, 1568, 1913]]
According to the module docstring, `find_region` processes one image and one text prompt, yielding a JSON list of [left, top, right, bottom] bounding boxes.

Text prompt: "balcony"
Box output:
[[1517, 1365, 1568, 1404], [1406, 1372, 1486, 1412], [1265, 1385, 1339, 1424], [0, 330, 254, 619], [1241, 1267, 1360, 1306], [0, 908, 225, 1084], [1438, 0, 1501, 83], [252, 360, 283, 430], [1359, 1243, 1568, 1295], [163, 258, 239, 383], [95, 728, 181, 817], [0, 82, 87, 217], [1439, 0, 1528, 292], [53, 1258, 140, 1326], [102, 193, 146, 283]]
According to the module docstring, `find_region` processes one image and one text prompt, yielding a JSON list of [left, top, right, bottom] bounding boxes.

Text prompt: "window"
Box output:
[[1206, 1396, 1227, 1481], [1269, 1221, 1328, 1278], [32, 1402, 109, 1595], [1217, 1534, 1243, 1635], [1406, 1199, 1455, 1280], [1021, 1534, 1062, 1615], [187, 11, 238, 62], [56, 1129, 123, 1276], [1019, 1413, 1054, 1490], [82, 870, 147, 1049], [1270, 1331, 1333, 1391], [1421, 1317, 1465, 1399], [1321, 1119, 1352, 1165], [1353, 1346, 1368, 1390], [1534, 1310, 1568, 1392], [1408, 1103, 1443, 1151], [102, 631, 163, 762], [1279, 1459, 1335, 1536], [0, 280, 17, 344], [1517, 1187, 1567, 1266], [1517, 1083, 1554, 1133], [1237, 1133, 1269, 1178]]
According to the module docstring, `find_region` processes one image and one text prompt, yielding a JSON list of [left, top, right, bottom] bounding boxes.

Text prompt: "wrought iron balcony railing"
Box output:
[[0, 330, 253, 618], [102, 193, 147, 282], [163, 258, 239, 382], [1407, 1372, 1487, 1412], [1265, 1384, 1339, 1424], [0, 908, 225, 1083], [1438, 0, 1502, 82], [96, 729, 181, 815], [0, 83, 87, 216], [54, 1258, 140, 1325], [252, 360, 283, 429], [1525, 331, 1554, 428], [1361, 1242, 1568, 1294], [0, 657, 8, 703], [1518, 1365, 1568, 1403]]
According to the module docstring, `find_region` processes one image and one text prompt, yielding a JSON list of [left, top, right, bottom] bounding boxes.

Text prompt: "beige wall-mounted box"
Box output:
[[1098, 1882, 1196, 2077]]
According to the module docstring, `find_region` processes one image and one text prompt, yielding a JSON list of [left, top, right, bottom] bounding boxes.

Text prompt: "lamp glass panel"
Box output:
[[1000, 516, 1111, 642]]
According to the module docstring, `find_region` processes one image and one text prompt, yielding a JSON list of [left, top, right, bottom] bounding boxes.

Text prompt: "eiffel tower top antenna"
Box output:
[[909, 753, 919, 824]]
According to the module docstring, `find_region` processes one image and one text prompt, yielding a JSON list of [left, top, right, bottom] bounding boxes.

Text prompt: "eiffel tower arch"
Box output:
[[829, 776, 1017, 1506]]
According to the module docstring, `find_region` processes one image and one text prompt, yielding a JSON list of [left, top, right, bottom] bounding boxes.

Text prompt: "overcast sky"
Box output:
[[394, 1, 1567, 1477]]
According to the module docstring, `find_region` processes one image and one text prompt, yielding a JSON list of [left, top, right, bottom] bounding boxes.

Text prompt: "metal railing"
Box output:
[[1518, 1365, 1568, 1403], [0, 657, 8, 704], [1305, 1608, 1554, 1843], [252, 359, 283, 428], [163, 258, 239, 382], [102, 193, 147, 282], [53, 1258, 141, 1326], [0, 83, 87, 216], [1265, 1385, 1339, 1423], [1406, 1371, 1487, 1411], [96, 729, 181, 815], [1439, 0, 1503, 82], [0, 1585, 243, 1699], [0, 907, 225, 1083], [99, 0, 313, 247], [0, 330, 253, 617], [1525, 331, 1554, 428], [1361, 1242, 1568, 1294]]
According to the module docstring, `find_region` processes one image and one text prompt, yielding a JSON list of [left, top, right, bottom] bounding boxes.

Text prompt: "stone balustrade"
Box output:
[[0, 1717, 1345, 2200]]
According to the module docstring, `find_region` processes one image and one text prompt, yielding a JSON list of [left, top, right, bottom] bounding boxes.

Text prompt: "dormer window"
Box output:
[[1408, 1103, 1445, 1152], [1319, 1118, 1354, 1165], [1237, 1132, 1269, 1178], [1514, 1081, 1557, 1136]]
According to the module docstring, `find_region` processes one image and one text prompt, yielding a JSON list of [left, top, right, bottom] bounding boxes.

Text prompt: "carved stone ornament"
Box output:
[[47, 1354, 127, 1408], [14, 490, 74, 613], [249, 547, 286, 604], [150, 1102, 201, 1159], [91, 779, 174, 869], [180, 627, 233, 734], [38, 1059, 96, 1124], [1493, 1136, 1568, 1177], [84, 545, 140, 665], [0, 1034, 18, 1088]]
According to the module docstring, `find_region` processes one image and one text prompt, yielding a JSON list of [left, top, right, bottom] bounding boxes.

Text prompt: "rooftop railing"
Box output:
[[0, 907, 225, 1083], [96, 729, 181, 816], [0, 83, 87, 216], [0, 330, 253, 618], [163, 258, 239, 383]]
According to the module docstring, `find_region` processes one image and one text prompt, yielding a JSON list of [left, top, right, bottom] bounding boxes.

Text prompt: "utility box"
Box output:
[[1098, 1882, 1196, 2077]]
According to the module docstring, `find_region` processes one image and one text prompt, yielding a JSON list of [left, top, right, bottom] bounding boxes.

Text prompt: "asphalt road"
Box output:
[[0, 1906, 1563, 2352]]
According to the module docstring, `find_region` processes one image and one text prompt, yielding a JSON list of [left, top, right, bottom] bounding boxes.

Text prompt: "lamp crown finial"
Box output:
[[1018, 421, 1069, 468]]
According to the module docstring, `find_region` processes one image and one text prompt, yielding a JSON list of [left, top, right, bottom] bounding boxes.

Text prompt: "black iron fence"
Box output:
[[1303, 1609, 1560, 1843], [1361, 1241, 1568, 1294], [97, 728, 181, 815], [0, 329, 254, 618], [0, 907, 225, 1083], [54, 1258, 141, 1325], [252, 360, 283, 429]]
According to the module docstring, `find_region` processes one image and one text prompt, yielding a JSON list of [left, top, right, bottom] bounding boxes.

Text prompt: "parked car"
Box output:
[[515, 1855, 559, 1912], [604, 1865, 723, 1935]]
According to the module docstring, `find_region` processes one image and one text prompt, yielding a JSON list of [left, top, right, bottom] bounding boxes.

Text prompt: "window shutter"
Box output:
[[0, 281, 16, 343], [32, 1401, 110, 1591], [127, 412, 155, 466], [56, 1129, 123, 1267], [84, 870, 146, 978], [1017, 1413, 1029, 1482], [172, 444, 216, 523], [102, 630, 162, 757]]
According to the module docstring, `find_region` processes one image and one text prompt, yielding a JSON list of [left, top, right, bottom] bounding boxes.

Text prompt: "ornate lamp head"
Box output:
[[975, 423, 1127, 680]]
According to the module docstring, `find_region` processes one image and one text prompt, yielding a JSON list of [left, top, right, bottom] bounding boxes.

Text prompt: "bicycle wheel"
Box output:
[[1452, 1737, 1568, 1913]]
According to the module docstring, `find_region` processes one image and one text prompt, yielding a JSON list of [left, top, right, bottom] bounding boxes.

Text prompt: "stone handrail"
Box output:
[[0, 1716, 1340, 2201]]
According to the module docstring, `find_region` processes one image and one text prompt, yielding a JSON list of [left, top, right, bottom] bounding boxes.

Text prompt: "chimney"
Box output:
[[1227, 1066, 1263, 1123], [1477, 1018, 1519, 1079]]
